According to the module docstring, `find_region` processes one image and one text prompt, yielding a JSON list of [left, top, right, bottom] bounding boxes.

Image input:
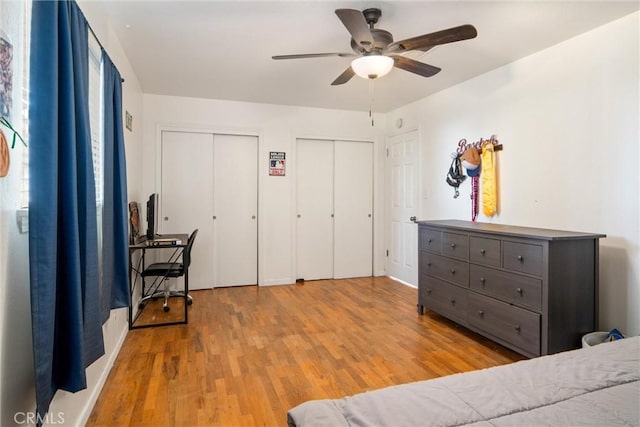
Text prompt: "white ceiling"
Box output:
[[94, 1, 639, 113]]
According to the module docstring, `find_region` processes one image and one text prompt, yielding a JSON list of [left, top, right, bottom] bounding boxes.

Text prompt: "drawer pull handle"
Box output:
[[516, 287, 523, 294], [427, 262, 432, 267], [426, 289, 432, 294], [450, 298, 456, 304], [480, 248, 486, 255], [450, 269, 456, 274], [514, 325, 521, 332], [427, 238, 432, 243], [478, 310, 484, 317], [450, 243, 456, 248], [480, 277, 486, 284], [517, 255, 524, 262]]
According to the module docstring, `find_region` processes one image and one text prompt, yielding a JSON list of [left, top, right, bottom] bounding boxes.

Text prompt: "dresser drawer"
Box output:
[[420, 227, 442, 253], [468, 293, 541, 356], [469, 265, 542, 311], [421, 252, 469, 287], [469, 237, 501, 267], [442, 232, 469, 260], [503, 241, 543, 276], [420, 276, 468, 325]]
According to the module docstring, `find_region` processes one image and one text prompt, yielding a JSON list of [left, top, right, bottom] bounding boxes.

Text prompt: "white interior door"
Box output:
[[334, 141, 373, 279], [296, 139, 334, 280], [387, 130, 419, 285], [213, 134, 258, 287], [161, 131, 214, 290]]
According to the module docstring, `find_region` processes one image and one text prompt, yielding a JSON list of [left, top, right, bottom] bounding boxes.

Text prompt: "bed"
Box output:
[[287, 336, 639, 426]]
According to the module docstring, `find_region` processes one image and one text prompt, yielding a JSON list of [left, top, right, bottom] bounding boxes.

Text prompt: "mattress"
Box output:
[[287, 336, 640, 426]]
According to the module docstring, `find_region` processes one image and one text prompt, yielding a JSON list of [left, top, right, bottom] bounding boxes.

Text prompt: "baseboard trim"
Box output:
[[387, 275, 418, 289], [76, 313, 129, 427], [260, 277, 294, 286]]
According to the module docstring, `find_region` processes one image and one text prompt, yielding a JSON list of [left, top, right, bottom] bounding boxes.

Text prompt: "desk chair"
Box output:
[[139, 229, 198, 313]]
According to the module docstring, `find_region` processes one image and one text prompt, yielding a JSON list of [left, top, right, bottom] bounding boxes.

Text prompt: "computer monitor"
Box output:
[[146, 193, 159, 239]]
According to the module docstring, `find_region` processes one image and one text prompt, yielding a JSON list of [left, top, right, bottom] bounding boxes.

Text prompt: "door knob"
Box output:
[[252, 215, 256, 219], [164, 217, 169, 221], [297, 214, 301, 218], [409, 216, 417, 222]]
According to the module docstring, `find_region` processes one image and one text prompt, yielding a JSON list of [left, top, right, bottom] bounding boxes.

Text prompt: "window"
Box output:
[[19, 0, 31, 208], [18, 5, 105, 211], [88, 32, 103, 205]]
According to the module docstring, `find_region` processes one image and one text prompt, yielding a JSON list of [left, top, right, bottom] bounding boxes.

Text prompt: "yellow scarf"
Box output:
[[481, 142, 497, 216]]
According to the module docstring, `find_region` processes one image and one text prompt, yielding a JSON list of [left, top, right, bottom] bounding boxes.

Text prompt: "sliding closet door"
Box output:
[[334, 140, 373, 279], [161, 131, 214, 290], [213, 134, 258, 287], [296, 139, 334, 280]]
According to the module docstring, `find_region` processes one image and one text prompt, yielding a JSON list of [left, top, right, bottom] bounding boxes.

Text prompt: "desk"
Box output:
[[129, 233, 190, 329]]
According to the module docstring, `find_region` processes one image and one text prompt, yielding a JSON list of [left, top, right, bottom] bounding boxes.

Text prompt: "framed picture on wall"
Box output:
[[125, 111, 133, 132], [0, 31, 14, 119], [269, 151, 285, 176]]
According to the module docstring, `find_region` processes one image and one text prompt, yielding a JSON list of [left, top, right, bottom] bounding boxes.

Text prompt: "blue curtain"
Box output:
[[29, 1, 105, 421], [101, 52, 130, 322]]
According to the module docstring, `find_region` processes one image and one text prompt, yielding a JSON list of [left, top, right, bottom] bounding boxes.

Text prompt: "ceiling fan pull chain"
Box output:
[[369, 79, 374, 126]]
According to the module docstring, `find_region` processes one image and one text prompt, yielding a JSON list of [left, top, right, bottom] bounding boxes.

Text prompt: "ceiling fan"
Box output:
[[272, 8, 477, 86]]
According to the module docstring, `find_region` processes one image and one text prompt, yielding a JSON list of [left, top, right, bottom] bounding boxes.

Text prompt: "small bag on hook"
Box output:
[[0, 129, 9, 177], [446, 155, 466, 198]]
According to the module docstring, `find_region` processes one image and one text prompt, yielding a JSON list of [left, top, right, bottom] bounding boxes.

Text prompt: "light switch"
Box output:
[[16, 209, 29, 234]]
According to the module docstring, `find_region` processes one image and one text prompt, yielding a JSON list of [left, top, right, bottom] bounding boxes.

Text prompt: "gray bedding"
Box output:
[[287, 336, 640, 426]]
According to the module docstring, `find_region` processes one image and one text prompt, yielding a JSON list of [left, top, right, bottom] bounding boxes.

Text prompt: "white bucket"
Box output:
[[582, 331, 609, 348]]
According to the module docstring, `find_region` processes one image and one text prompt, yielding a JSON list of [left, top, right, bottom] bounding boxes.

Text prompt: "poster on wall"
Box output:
[[0, 31, 13, 119], [269, 151, 286, 176]]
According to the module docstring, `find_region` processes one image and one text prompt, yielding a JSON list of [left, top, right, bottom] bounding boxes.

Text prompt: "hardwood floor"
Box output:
[[87, 277, 523, 426]]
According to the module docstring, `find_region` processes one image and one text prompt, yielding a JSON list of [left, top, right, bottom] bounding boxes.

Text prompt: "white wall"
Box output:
[[142, 96, 388, 285], [386, 12, 639, 336], [0, 1, 145, 425]]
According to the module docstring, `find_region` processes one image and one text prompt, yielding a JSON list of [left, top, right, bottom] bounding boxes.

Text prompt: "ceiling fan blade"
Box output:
[[331, 66, 355, 86], [392, 56, 441, 78], [387, 24, 477, 53], [272, 52, 356, 60], [335, 9, 374, 51]]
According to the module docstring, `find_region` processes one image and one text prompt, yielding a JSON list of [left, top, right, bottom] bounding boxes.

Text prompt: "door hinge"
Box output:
[[386, 148, 389, 157], [386, 249, 389, 257]]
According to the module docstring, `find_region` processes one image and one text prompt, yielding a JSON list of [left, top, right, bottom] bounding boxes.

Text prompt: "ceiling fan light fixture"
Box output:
[[351, 55, 394, 80]]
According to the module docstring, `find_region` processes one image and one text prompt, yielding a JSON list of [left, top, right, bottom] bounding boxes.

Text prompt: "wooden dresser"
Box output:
[[417, 220, 605, 357]]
